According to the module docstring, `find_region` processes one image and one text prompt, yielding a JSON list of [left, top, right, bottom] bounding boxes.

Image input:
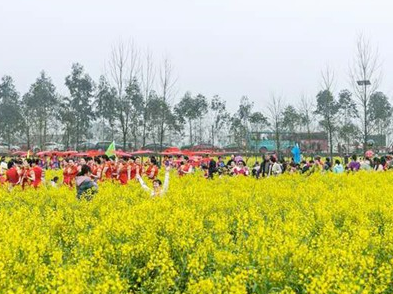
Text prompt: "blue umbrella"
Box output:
[[291, 144, 301, 164]]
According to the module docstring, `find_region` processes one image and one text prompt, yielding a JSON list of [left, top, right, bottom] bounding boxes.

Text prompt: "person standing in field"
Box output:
[[269, 156, 282, 176], [233, 160, 249, 176], [101, 155, 113, 181], [5, 160, 21, 189], [226, 154, 236, 167], [323, 157, 332, 172], [258, 154, 271, 178], [116, 158, 130, 185], [145, 156, 159, 180], [333, 159, 344, 174], [178, 159, 193, 176], [373, 157, 384, 172], [29, 159, 44, 189], [348, 154, 361, 172], [207, 158, 217, 179], [63, 159, 78, 188]]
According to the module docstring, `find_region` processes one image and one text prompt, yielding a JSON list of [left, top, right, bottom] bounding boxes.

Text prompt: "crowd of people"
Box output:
[[249, 153, 393, 176], [0, 155, 171, 198], [0, 152, 391, 199]]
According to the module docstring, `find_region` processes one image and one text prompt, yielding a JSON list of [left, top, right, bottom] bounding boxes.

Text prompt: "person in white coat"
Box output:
[[136, 165, 171, 197]]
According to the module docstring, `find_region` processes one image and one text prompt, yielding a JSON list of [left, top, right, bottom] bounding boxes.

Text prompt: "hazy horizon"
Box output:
[[1, 0, 393, 112]]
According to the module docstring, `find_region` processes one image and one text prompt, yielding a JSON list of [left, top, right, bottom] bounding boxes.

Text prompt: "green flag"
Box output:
[[105, 141, 116, 157]]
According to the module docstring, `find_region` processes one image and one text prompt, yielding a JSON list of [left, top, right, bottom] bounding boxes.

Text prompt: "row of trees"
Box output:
[[0, 35, 391, 156]]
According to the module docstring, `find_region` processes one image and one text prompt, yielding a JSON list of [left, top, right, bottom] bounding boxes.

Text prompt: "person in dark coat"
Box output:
[[258, 154, 271, 178], [208, 158, 217, 179]]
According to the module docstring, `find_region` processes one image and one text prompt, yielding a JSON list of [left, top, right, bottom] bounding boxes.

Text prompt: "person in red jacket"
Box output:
[[63, 159, 72, 187], [117, 158, 130, 185], [90, 157, 102, 182], [86, 157, 98, 181], [145, 156, 159, 180], [30, 159, 44, 189], [63, 159, 78, 188], [6, 160, 22, 188], [101, 155, 113, 181], [129, 157, 138, 180], [178, 158, 193, 177]]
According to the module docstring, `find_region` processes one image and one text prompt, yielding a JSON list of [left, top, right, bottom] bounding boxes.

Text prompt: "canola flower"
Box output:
[[1, 170, 393, 293]]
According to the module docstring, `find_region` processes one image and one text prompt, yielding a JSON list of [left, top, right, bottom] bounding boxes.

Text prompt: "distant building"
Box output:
[[248, 131, 328, 153]]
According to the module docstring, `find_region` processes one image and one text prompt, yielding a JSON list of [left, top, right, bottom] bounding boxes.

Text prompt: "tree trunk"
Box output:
[[199, 117, 202, 143], [142, 108, 147, 147], [39, 119, 43, 150], [275, 120, 280, 159], [123, 132, 127, 151], [329, 127, 333, 161], [101, 117, 105, 141], [307, 124, 311, 154], [211, 125, 214, 146], [363, 84, 368, 153], [44, 119, 47, 147], [189, 120, 193, 145], [76, 119, 80, 150], [26, 125, 31, 150], [159, 113, 165, 162], [7, 132, 11, 150]]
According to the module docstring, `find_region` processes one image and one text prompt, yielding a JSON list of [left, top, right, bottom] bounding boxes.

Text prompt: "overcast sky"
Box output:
[[1, 0, 392, 112]]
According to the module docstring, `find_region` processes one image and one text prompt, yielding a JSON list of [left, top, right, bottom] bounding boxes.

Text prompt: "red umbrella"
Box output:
[[62, 150, 78, 156], [131, 149, 155, 155], [115, 151, 132, 157], [188, 156, 202, 162], [161, 151, 183, 156], [75, 152, 89, 157], [36, 151, 61, 157], [161, 147, 183, 156], [181, 149, 194, 156], [11, 151, 28, 157], [163, 147, 181, 153], [166, 147, 180, 151], [87, 150, 104, 157], [192, 150, 214, 155]]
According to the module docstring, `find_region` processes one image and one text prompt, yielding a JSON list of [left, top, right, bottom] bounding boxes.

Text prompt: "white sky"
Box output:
[[1, 0, 393, 112]]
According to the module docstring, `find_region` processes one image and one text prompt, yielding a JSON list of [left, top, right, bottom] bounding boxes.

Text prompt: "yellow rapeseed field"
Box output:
[[1, 171, 393, 293]]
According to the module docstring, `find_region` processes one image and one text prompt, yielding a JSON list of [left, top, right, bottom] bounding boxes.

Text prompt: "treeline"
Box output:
[[0, 35, 391, 156]]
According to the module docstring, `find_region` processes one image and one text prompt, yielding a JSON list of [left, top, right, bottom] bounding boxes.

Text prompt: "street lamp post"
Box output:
[[357, 80, 371, 152]]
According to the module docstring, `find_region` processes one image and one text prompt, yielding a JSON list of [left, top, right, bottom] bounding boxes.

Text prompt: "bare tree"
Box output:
[[315, 66, 339, 160], [140, 49, 156, 147], [298, 93, 316, 136], [158, 56, 177, 153], [298, 93, 317, 154], [320, 64, 335, 92], [107, 40, 139, 150], [349, 33, 382, 152], [267, 94, 284, 158]]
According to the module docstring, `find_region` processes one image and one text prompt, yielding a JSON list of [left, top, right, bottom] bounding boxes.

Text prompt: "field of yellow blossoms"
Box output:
[[1, 171, 393, 293]]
